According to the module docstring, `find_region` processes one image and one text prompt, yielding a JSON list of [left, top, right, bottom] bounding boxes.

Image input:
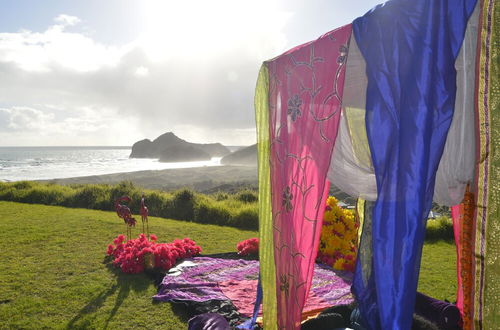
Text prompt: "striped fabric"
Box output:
[[451, 187, 475, 328], [472, 0, 500, 328]]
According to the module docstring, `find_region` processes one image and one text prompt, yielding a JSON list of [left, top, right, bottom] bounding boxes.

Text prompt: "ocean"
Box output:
[[0, 146, 223, 182]]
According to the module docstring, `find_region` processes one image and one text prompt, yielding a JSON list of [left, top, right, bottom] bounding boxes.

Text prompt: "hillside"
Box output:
[[221, 144, 257, 166], [158, 144, 211, 162]]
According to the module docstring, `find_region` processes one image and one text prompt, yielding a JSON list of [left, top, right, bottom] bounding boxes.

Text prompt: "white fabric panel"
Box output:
[[433, 3, 479, 206], [329, 111, 377, 200], [328, 6, 479, 206], [328, 37, 377, 201]]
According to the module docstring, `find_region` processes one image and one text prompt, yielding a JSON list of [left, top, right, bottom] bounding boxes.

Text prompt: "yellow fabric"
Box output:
[[255, 64, 277, 330], [344, 106, 373, 170], [356, 197, 365, 244]]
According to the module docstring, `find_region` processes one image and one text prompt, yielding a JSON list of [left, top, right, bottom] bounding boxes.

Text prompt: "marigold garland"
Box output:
[[317, 196, 359, 272]]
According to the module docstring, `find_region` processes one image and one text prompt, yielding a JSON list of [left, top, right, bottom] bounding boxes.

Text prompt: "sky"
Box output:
[[0, 0, 382, 146]]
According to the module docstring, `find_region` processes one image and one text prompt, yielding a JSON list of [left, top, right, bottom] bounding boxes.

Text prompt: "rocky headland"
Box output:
[[220, 144, 257, 166], [130, 132, 230, 162]]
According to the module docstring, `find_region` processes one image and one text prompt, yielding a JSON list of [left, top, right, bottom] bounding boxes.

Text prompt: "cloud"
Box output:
[[0, 107, 54, 131], [0, 12, 282, 145], [0, 105, 143, 146], [0, 17, 126, 72], [134, 66, 149, 77], [0, 7, 292, 146], [54, 14, 81, 26]]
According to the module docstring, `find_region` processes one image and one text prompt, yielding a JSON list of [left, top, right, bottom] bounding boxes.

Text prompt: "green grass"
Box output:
[[0, 201, 257, 329], [0, 201, 457, 329], [419, 240, 457, 302]]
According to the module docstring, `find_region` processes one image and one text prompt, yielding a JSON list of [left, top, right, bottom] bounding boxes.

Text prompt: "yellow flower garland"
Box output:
[[317, 196, 359, 271]]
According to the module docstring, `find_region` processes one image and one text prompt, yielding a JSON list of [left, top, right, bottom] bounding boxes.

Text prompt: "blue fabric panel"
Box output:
[[351, 0, 477, 329]]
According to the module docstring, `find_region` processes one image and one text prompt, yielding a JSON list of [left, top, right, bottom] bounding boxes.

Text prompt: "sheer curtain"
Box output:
[[261, 24, 352, 329]]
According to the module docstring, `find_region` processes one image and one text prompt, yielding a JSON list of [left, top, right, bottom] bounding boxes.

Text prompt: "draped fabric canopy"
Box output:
[[254, 0, 498, 328], [328, 4, 479, 207]]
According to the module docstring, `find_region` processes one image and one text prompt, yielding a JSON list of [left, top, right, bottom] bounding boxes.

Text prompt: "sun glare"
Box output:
[[139, 0, 287, 62]]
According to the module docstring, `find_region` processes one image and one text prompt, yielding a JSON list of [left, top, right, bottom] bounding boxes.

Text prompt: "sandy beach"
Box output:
[[42, 165, 258, 192]]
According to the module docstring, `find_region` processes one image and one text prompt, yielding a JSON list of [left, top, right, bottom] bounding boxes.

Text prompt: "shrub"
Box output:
[[0, 186, 20, 201], [174, 188, 194, 202], [232, 208, 258, 230], [71, 185, 111, 210], [12, 181, 35, 190], [110, 181, 142, 211], [172, 188, 196, 221], [23, 186, 70, 206], [194, 201, 232, 225], [235, 190, 258, 203], [425, 216, 454, 241], [0, 181, 260, 229], [0, 179, 461, 241], [212, 191, 229, 201], [143, 191, 169, 216]]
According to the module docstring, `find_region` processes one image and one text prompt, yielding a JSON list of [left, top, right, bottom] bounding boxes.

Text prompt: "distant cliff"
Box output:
[[158, 145, 211, 162], [221, 144, 257, 166], [130, 132, 230, 162]]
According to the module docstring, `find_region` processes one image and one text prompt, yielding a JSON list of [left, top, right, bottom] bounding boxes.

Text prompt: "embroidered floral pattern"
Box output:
[[337, 45, 348, 64], [287, 94, 302, 121], [279, 274, 290, 298], [282, 186, 293, 212]]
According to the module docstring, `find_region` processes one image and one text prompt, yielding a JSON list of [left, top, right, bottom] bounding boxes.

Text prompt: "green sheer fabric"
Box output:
[[473, 0, 500, 327], [255, 64, 277, 329]]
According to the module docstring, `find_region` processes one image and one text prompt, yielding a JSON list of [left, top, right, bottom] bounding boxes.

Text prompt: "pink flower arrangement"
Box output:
[[237, 238, 259, 256], [106, 234, 202, 274]]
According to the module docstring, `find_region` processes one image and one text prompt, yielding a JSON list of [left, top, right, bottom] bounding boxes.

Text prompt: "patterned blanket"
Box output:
[[154, 257, 353, 317]]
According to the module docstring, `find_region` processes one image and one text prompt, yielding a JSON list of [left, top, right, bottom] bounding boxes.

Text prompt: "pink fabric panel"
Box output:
[[451, 204, 464, 314], [266, 24, 352, 329]]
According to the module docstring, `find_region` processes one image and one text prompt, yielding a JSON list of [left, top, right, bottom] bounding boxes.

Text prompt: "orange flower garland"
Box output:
[[317, 196, 359, 272]]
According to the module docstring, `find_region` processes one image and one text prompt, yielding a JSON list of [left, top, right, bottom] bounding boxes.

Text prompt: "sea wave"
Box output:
[[0, 147, 222, 181]]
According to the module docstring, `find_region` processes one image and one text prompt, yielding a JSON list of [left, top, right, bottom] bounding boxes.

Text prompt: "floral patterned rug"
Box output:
[[153, 257, 353, 317]]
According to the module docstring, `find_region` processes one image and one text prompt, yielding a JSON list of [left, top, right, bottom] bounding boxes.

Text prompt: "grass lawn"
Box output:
[[0, 201, 457, 329], [419, 240, 458, 302]]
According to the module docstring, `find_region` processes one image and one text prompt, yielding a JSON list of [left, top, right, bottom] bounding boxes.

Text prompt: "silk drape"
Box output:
[[352, 0, 477, 328], [264, 25, 351, 329]]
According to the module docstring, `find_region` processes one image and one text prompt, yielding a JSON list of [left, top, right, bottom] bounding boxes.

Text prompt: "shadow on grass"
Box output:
[[65, 258, 150, 329], [168, 302, 191, 324], [424, 236, 455, 243]]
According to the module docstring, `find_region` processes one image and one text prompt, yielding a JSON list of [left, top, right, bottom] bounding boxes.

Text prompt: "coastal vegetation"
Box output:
[[0, 181, 259, 230], [0, 201, 457, 328], [0, 181, 454, 240]]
